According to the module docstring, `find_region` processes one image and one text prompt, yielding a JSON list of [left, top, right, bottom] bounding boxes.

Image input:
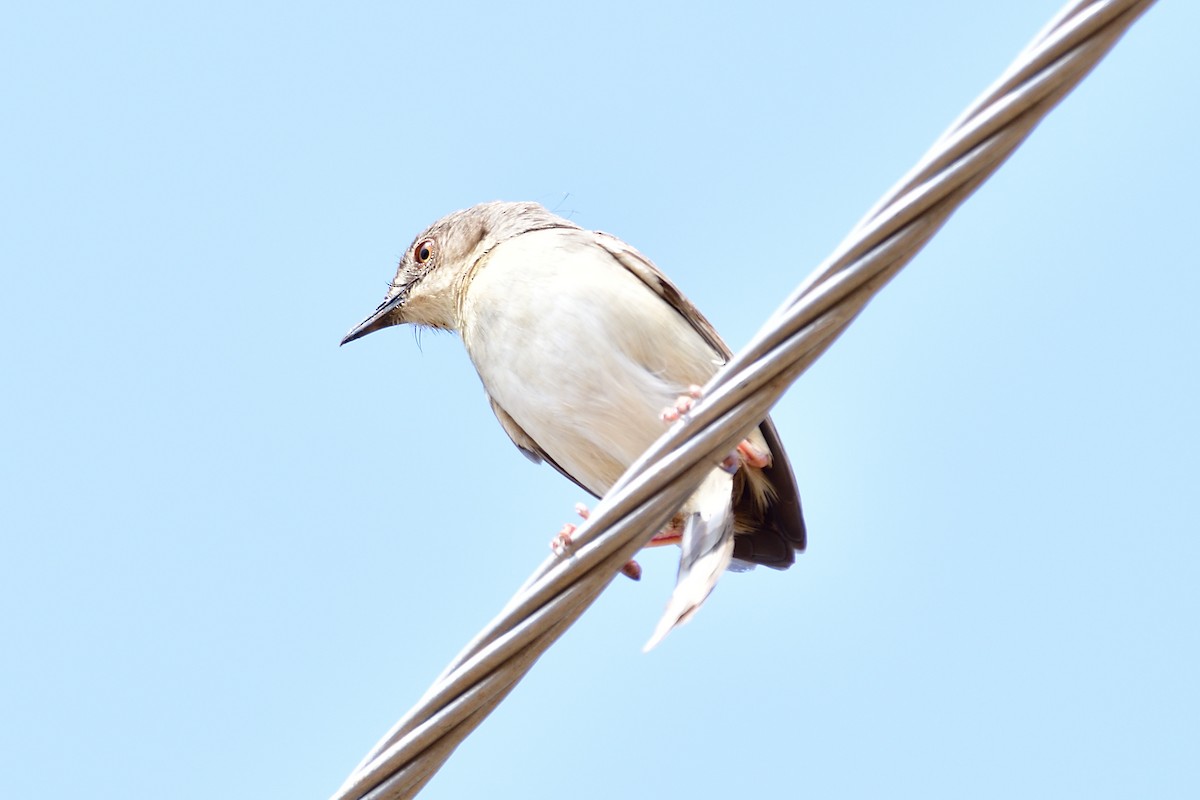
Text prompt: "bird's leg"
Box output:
[[552, 510, 690, 579], [551, 503, 643, 581], [661, 385, 770, 473], [646, 512, 685, 547]]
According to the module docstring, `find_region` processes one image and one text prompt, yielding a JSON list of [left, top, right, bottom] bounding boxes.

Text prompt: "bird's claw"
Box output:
[[551, 502, 592, 553], [660, 385, 704, 422], [718, 439, 774, 474], [550, 524, 575, 555], [554, 503, 640, 581], [737, 439, 772, 469]]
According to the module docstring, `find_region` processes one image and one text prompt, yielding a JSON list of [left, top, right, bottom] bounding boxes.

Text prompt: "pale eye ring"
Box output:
[[414, 239, 435, 264]]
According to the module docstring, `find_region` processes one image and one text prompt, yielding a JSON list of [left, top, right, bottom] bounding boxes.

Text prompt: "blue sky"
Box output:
[[3, 2, 1197, 798]]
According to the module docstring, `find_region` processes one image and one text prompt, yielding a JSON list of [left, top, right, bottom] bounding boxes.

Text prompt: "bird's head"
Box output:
[[340, 201, 579, 345]]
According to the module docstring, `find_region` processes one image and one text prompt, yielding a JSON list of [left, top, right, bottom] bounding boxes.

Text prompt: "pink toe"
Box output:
[[551, 524, 576, 555], [738, 439, 772, 469]]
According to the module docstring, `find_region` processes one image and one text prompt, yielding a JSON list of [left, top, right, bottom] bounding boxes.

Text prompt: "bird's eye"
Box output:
[[414, 240, 435, 264]]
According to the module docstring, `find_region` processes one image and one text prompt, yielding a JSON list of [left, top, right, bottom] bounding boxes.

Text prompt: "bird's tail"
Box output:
[[644, 469, 736, 651]]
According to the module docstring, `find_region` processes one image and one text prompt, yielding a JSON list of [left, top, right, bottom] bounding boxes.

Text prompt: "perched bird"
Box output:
[[341, 201, 806, 648]]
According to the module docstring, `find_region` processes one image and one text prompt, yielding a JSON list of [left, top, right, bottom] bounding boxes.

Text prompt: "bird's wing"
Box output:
[[487, 394, 598, 498], [592, 232, 733, 362], [593, 230, 808, 564]]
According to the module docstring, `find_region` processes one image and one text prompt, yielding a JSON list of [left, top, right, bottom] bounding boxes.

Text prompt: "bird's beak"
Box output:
[[340, 293, 406, 346]]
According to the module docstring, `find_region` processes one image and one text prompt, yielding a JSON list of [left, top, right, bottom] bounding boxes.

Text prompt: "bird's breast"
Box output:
[[458, 229, 721, 495]]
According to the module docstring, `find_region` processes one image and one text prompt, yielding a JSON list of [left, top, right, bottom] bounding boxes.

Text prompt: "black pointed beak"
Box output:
[[340, 293, 405, 346]]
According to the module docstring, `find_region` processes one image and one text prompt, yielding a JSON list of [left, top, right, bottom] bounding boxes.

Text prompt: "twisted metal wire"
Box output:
[[331, 2, 1156, 797]]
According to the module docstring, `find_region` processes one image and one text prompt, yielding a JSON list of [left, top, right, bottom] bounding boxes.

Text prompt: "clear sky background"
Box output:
[[3, 2, 1197, 798]]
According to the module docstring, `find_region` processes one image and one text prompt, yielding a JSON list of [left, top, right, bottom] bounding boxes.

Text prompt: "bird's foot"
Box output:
[[659, 384, 704, 422], [550, 502, 593, 554], [550, 524, 575, 556], [659, 387, 769, 472], [718, 438, 772, 474], [552, 503, 642, 581], [737, 439, 772, 469]]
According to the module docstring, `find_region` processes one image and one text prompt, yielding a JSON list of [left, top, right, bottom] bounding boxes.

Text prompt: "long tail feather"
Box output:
[[644, 470, 736, 651]]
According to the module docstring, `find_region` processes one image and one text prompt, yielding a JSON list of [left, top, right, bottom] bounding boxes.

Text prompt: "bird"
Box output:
[[341, 201, 806, 649]]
